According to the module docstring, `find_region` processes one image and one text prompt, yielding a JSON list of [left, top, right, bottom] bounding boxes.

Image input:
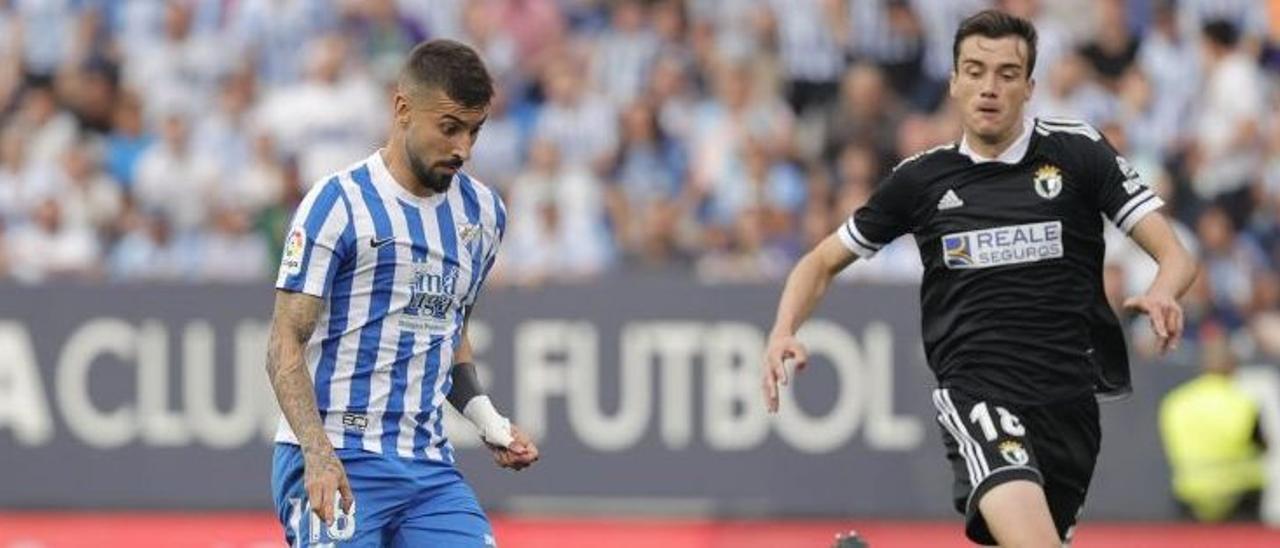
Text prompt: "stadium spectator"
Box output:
[[821, 63, 904, 168], [499, 138, 612, 285], [14, 78, 77, 168], [759, 0, 843, 116], [458, 1, 519, 89], [590, 0, 660, 106], [102, 91, 152, 189], [533, 51, 618, 176], [53, 138, 123, 239], [1080, 0, 1141, 87], [230, 0, 338, 87], [342, 0, 428, 80], [1031, 50, 1116, 125], [1190, 20, 1265, 221], [132, 110, 219, 234], [6, 197, 100, 283], [122, 1, 226, 123], [1136, 1, 1199, 159], [607, 99, 688, 266], [198, 206, 270, 283], [1197, 205, 1267, 326], [255, 33, 384, 186]]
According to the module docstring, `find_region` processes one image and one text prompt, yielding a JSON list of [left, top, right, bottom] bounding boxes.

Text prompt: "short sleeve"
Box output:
[[1087, 136, 1164, 233], [276, 177, 353, 296], [839, 168, 917, 258]]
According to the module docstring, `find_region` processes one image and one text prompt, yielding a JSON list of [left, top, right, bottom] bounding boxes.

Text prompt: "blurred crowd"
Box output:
[[3, 0, 1280, 360]]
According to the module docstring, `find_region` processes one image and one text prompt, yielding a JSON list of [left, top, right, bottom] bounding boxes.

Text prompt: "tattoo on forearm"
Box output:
[[266, 292, 330, 460]]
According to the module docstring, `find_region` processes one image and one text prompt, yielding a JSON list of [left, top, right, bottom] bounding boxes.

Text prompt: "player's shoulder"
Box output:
[[307, 155, 376, 198], [1032, 117, 1119, 169], [1033, 117, 1106, 147], [889, 141, 962, 180], [455, 171, 508, 228], [296, 169, 357, 220]]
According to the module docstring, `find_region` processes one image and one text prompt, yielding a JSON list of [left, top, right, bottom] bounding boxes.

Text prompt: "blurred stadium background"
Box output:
[[4, 0, 1280, 546]]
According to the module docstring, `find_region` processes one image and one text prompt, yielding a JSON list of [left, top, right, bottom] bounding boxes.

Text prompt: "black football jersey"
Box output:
[[840, 118, 1162, 404]]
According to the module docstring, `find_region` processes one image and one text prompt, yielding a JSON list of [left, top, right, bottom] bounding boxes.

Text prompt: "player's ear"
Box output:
[[948, 70, 959, 99], [393, 91, 412, 128], [1024, 76, 1036, 101]]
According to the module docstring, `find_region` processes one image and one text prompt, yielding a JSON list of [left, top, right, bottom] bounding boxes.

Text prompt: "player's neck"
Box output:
[[963, 118, 1026, 160], [379, 145, 436, 198]]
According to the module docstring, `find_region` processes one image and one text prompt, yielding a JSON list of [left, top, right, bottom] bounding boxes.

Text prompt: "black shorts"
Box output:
[[932, 388, 1101, 545]]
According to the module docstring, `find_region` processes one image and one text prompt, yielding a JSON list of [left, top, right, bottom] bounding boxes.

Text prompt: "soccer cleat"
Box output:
[[832, 530, 869, 548]]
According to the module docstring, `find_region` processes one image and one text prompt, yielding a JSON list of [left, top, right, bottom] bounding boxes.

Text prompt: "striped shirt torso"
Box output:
[[274, 151, 506, 463]]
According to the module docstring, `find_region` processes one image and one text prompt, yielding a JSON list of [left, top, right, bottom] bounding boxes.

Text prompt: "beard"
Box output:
[[405, 140, 457, 193]]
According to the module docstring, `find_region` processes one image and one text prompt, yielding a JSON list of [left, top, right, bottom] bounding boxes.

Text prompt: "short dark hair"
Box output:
[[953, 10, 1038, 78], [1202, 19, 1239, 49], [400, 39, 494, 108]]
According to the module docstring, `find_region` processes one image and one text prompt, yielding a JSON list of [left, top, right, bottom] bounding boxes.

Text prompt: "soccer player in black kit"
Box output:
[[762, 10, 1196, 548]]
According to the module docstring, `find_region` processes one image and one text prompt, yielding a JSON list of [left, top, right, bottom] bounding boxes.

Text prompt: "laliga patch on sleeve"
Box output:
[[282, 226, 306, 275]]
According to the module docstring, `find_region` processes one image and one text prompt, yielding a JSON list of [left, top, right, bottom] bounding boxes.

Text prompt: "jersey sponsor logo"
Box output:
[[937, 189, 964, 210], [998, 440, 1030, 466], [941, 221, 1063, 269], [369, 235, 396, 248], [403, 261, 460, 330], [283, 226, 306, 275], [1033, 164, 1063, 199]]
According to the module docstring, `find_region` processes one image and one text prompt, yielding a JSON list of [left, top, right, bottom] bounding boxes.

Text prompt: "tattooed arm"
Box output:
[[266, 289, 352, 525]]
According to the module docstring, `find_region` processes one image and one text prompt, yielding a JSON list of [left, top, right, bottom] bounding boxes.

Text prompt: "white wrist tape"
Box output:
[[463, 395, 513, 447]]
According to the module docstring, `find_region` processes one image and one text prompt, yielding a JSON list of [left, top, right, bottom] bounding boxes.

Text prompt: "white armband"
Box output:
[[463, 395, 513, 447]]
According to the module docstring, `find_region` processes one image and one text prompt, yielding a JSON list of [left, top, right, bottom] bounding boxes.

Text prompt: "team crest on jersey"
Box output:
[[1033, 164, 1063, 199], [460, 223, 488, 265], [282, 226, 305, 275], [999, 440, 1030, 466], [459, 223, 482, 245]]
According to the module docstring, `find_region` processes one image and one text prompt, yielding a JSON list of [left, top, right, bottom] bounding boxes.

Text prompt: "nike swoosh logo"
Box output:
[[370, 236, 395, 248]]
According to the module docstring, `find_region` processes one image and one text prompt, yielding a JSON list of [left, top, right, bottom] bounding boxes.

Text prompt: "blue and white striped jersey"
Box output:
[[274, 150, 507, 463]]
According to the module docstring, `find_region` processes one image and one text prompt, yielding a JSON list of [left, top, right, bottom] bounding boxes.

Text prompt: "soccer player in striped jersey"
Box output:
[[763, 10, 1197, 548], [266, 39, 538, 547]]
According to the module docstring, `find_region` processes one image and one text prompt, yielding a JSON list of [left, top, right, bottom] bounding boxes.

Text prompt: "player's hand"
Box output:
[[303, 448, 354, 526], [1124, 291, 1184, 355], [763, 333, 808, 413], [488, 424, 539, 471]]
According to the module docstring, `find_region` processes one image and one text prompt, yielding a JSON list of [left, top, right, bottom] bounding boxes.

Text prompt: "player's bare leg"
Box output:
[[977, 480, 1059, 548]]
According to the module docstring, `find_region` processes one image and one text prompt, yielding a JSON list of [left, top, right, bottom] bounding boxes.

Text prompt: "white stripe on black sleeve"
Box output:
[[837, 218, 885, 258]]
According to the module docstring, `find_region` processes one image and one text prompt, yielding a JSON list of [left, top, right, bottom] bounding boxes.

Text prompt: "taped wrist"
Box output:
[[448, 362, 513, 447], [463, 395, 513, 447]]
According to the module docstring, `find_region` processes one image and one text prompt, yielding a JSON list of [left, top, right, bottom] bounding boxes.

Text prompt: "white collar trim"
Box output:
[[957, 117, 1034, 164]]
